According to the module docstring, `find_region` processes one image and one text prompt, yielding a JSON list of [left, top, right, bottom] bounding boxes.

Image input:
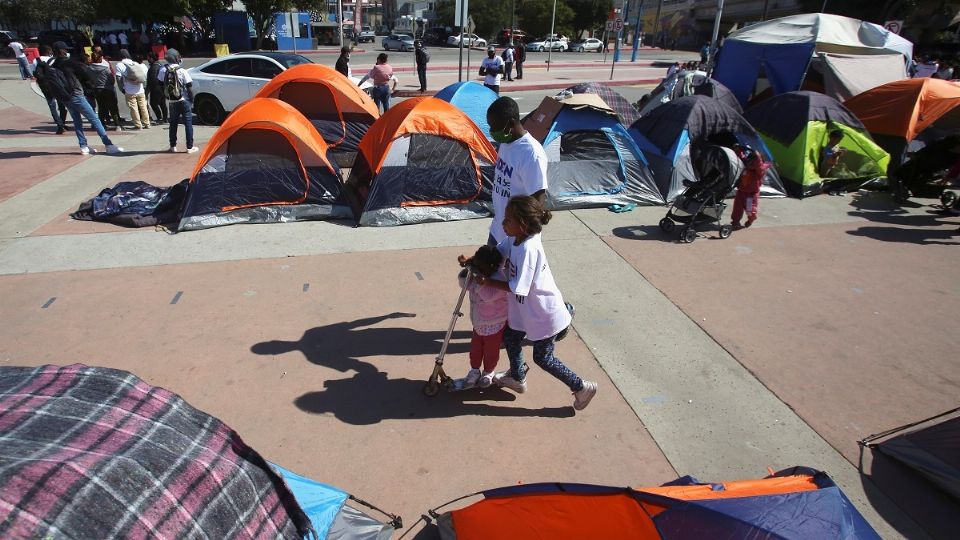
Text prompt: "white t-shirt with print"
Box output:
[[497, 234, 571, 341], [481, 56, 504, 86], [490, 131, 548, 244]]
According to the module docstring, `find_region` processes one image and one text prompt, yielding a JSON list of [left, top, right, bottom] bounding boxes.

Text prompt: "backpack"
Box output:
[[123, 61, 147, 84], [164, 65, 184, 100], [34, 59, 74, 101]]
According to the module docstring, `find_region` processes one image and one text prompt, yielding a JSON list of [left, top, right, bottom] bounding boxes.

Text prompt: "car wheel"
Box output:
[[194, 95, 225, 126], [577, 46, 584, 52], [538, 46, 544, 52]]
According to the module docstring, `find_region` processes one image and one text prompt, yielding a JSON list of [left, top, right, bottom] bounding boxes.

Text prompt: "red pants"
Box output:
[[731, 190, 759, 225], [470, 327, 504, 372]]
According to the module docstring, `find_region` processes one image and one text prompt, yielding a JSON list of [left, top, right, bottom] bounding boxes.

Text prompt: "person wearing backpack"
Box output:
[[157, 48, 198, 153], [116, 49, 150, 130], [145, 51, 167, 124], [502, 43, 514, 82], [33, 45, 67, 134], [50, 41, 123, 155]]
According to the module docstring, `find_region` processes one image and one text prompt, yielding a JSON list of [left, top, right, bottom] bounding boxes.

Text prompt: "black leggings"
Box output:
[[94, 88, 122, 128], [147, 88, 167, 121]]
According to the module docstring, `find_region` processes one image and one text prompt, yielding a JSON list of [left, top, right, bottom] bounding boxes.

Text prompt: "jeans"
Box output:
[[504, 61, 513, 81], [147, 88, 167, 122], [502, 326, 583, 391], [65, 94, 112, 149], [417, 66, 427, 92], [45, 96, 66, 128], [516, 61, 523, 79], [167, 99, 194, 149], [372, 85, 391, 113], [17, 57, 31, 79]]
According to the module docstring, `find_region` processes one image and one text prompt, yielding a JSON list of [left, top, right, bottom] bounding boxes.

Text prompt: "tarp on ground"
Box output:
[[434, 82, 499, 144], [255, 63, 380, 168], [524, 95, 664, 209], [744, 91, 889, 197], [179, 97, 350, 231], [714, 13, 913, 106], [435, 467, 879, 540], [630, 95, 786, 201], [346, 97, 498, 226]]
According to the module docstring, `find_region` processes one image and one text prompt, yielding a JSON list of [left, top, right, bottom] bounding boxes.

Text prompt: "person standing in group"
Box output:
[[335, 46, 351, 77], [414, 40, 430, 93], [157, 48, 199, 153], [48, 41, 123, 155], [118, 30, 128, 53], [514, 40, 525, 80], [89, 50, 123, 131], [33, 45, 66, 134], [502, 42, 514, 82], [485, 96, 547, 245], [145, 51, 167, 124], [472, 196, 598, 411], [358, 53, 397, 114], [9, 37, 31, 79], [479, 46, 504, 94], [115, 49, 150, 130], [105, 32, 117, 58]]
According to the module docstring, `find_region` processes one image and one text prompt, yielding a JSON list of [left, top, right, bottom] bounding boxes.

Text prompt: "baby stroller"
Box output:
[[659, 145, 744, 243]]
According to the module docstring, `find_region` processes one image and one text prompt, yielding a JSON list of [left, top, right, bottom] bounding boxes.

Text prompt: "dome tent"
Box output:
[[345, 97, 498, 226], [434, 81, 499, 143], [639, 71, 742, 117], [557, 81, 640, 126], [179, 98, 349, 231]]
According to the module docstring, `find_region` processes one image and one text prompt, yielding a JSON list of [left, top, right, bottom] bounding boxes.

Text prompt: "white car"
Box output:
[[571, 38, 603, 52], [525, 38, 567, 52], [189, 52, 312, 125], [446, 33, 487, 48]]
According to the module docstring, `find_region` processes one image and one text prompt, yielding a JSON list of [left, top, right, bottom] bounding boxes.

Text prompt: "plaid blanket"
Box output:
[[0, 364, 314, 539]]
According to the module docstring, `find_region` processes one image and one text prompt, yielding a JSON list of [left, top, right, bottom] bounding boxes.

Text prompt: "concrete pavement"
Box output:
[[0, 73, 956, 539]]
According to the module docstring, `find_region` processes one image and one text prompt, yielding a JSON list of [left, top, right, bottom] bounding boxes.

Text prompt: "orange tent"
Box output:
[[179, 98, 349, 231], [844, 78, 960, 142], [346, 97, 498, 226], [254, 64, 380, 166]]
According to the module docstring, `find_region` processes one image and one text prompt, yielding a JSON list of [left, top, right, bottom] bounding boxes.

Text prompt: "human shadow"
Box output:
[[0, 150, 84, 159], [612, 224, 676, 242], [846, 226, 959, 246], [0, 126, 59, 136]]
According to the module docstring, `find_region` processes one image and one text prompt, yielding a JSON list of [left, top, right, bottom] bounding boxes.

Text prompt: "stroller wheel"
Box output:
[[719, 225, 732, 239], [681, 228, 697, 243], [942, 190, 957, 207], [659, 217, 675, 233], [423, 381, 440, 397]]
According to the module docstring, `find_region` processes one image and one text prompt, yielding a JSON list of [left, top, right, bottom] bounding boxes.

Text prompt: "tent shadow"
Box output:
[[612, 225, 677, 242], [846, 226, 959, 246], [0, 126, 59, 136]]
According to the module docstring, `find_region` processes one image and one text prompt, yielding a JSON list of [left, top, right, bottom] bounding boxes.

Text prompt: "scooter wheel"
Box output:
[[659, 218, 675, 233], [423, 381, 440, 397], [942, 191, 957, 207], [719, 225, 732, 239], [681, 228, 697, 243]]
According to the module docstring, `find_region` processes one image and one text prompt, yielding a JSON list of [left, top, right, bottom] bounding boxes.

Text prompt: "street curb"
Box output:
[[394, 78, 660, 97]]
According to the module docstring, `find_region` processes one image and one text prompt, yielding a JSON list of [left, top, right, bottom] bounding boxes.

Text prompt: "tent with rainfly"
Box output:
[[523, 93, 664, 209], [434, 467, 879, 539], [345, 97, 498, 226], [557, 82, 640, 126], [744, 91, 889, 197], [254, 63, 380, 168], [630, 95, 787, 202], [434, 82, 499, 144], [178, 98, 350, 231], [0, 364, 398, 539]]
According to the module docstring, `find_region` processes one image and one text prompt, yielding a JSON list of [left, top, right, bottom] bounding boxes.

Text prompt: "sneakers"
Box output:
[[114, 125, 123, 132], [186, 146, 200, 154], [106, 144, 123, 154], [79, 146, 91, 155], [55, 126, 65, 135], [493, 370, 527, 394], [169, 146, 179, 153], [479, 371, 495, 388], [464, 368, 481, 387], [573, 381, 598, 411]]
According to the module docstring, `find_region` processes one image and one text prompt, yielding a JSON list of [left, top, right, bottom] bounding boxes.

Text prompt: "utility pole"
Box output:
[[338, 0, 344, 46], [631, 0, 645, 62], [457, 0, 466, 82], [547, 0, 557, 71], [707, 0, 723, 74], [652, 0, 663, 49], [610, 0, 627, 80]]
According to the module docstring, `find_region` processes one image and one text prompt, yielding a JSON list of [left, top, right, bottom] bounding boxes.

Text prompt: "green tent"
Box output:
[[744, 91, 889, 197]]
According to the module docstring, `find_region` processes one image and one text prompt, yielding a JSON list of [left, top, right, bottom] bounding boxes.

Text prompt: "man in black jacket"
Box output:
[[50, 41, 123, 155], [415, 40, 429, 93], [335, 46, 351, 77]]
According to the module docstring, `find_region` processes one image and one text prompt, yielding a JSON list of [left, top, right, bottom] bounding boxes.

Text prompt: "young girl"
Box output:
[[476, 195, 598, 411], [456, 245, 509, 388]]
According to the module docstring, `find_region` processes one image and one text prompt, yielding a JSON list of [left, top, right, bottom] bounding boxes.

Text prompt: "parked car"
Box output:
[[526, 38, 567, 52], [357, 26, 376, 43], [382, 33, 415, 51], [446, 33, 486, 48], [496, 28, 529, 46], [189, 52, 312, 125], [571, 38, 603, 52]]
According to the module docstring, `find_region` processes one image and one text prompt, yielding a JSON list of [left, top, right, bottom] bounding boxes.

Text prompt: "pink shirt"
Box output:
[[460, 273, 508, 336], [366, 64, 393, 86]]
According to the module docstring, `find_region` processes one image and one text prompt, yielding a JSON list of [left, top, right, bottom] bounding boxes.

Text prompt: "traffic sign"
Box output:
[[605, 20, 614, 32], [615, 18, 623, 31], [883, 20, 903, 35]]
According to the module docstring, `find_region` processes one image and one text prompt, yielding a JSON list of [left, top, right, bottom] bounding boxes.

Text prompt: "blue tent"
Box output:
[[525, 95, 664, 209], [434, 82, 499, 142], [630, 95, 787, 202]]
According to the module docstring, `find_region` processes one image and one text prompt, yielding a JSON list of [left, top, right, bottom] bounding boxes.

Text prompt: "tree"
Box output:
[[244, 0, 317, 49], [434, 0, 512, 40], [566, 0, 611, 40], [520, 0, 575, 38]]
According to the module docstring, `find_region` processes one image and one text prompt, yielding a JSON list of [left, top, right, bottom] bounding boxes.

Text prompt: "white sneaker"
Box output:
[[573, 381, 598, 411], [169, 146, 179, 153], [186, 146, 200, 154], [464, 368, 481, 386], [79, 146, 90, 155], [479, 371, 496, 388], [493, 370, 527, 394], [106, 144, 123, 154]]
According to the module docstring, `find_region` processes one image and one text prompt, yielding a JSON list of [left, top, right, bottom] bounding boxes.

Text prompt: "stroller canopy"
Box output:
[[434, 82, 499, 143], [630, 95, 786, 201], [745, 91, 889, 197], [557, 82, 640, 126], [523, 95, 664, 209], [254, 63, 380, 167], [346, 97, 498, 226], [639, 71, 742, 117], [0, 364, 395, 539], [435, 467, 879, 540], [179, 98, 349, 231]]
